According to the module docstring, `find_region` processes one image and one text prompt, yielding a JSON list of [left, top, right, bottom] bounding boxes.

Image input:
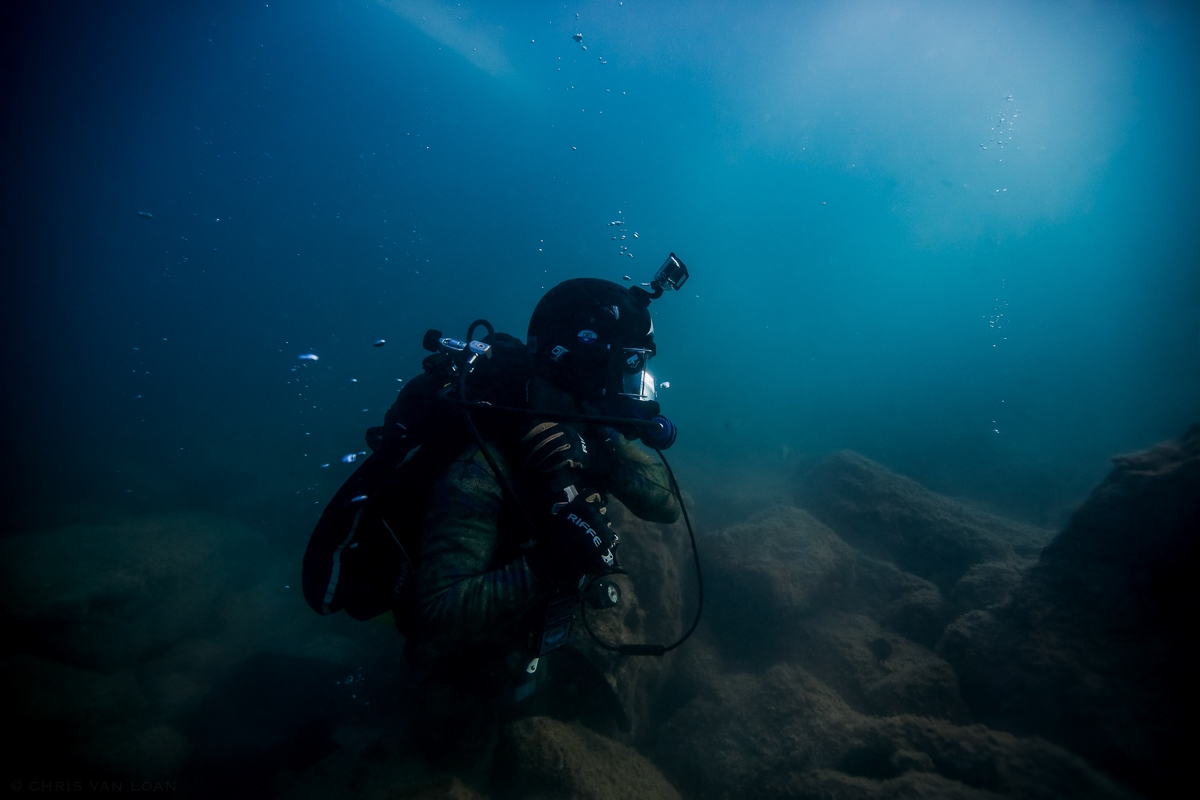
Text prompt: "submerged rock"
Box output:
[[0, 513, 401, 785], [701, 505, 855, 663], [565, 499, 689, 743], [948, 559, 1033, 616], [0, 514, 265, 672], [792, 611, 969, 723], [495, 716, 682, 800], [658, 663, 1133, 800], [839, 553, 948, 647], [5, 430, 1185, 799], [796, 451, 1052, 591], [938, 424, 1199, 796]]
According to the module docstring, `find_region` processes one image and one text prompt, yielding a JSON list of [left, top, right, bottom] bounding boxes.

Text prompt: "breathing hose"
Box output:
[[447, 397, 663, 432], [579, 448, 703, 656]]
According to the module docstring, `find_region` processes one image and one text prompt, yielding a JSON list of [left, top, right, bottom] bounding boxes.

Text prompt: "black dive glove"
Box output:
[[525, 489, 617, 585], [520, 419, 617, 494], [521, 420, 590, 475], [520, 420, 619, 584]]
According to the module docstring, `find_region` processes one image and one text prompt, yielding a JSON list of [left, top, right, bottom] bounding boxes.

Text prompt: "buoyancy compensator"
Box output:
[[300, 326, 531, 631]]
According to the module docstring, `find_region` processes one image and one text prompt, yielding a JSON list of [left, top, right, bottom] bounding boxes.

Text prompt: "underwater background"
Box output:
[[2, 2, 1198, 798], [4, 0, 1198, 536]]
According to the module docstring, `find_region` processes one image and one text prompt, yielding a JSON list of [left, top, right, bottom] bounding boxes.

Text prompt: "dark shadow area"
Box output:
[[178, 654, 348, 798]]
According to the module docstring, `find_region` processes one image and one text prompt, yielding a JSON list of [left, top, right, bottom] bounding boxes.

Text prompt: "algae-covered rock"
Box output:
[[657, 664, 863, 797], [948, 559, 1033, 617], [565, 498, 689, 742], [495, 716, 682, 800], [793, 610, 969, 722], [0, 512, 400, 788], [658, 663, 1133, 800], [701, 505, 856, 661], [841, 553, 949, 647], [0, 514, 265, 672], [796, 452, 1052, 590], [938, 424, 1200, 797]]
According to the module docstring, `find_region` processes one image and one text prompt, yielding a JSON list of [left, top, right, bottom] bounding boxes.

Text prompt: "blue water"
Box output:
[[3, 1, 1197, 537]]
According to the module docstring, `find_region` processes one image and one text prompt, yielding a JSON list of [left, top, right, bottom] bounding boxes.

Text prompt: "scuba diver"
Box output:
[[302, 254, 698, 790], [408, 273, 682, 784]]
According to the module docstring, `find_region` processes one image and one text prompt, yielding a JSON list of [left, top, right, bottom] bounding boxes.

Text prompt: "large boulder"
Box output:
[[838, 553, 949, 647], [796, 452, 1052, 591], [0, 513, 400, 785], [700, 505, 856, 663], [703, 503, 952, 650], [494, 716, 682, 800], [938, 424, 1200, 797], [657, 663, 1133, 800], [0, 515, 275, 778], [792, 610, 969, 723], [947, 559, 1034, 617], [0, 514, 265, 672], [562, 497, 690, 743]]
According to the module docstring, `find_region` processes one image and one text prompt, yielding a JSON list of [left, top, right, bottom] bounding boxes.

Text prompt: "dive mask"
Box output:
[[619, 346, 657, 402]]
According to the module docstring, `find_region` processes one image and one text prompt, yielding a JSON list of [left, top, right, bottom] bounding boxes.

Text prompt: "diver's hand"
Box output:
[[525, 491, 616, 585], [580, 426, 620, 482], [520, 420, 590, 476]]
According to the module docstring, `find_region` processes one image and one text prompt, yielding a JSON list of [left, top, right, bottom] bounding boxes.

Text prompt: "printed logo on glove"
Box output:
[[564, 507, 615, 567], [526, 490, 617, 583]]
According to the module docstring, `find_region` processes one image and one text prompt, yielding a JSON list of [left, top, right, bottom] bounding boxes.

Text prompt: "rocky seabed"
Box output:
[[4, 425, 1196, 799]]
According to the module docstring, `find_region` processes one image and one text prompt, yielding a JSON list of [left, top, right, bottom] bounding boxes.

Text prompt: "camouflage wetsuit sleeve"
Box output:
[[416, 445, 549, 649], [604, 434, 681, 524]]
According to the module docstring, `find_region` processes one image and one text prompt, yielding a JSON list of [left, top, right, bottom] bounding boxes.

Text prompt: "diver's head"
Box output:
[[527, 278, 657, 405]]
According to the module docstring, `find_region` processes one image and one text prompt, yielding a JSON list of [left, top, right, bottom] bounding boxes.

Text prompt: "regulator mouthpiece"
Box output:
[[641, 415, 677, 450]]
